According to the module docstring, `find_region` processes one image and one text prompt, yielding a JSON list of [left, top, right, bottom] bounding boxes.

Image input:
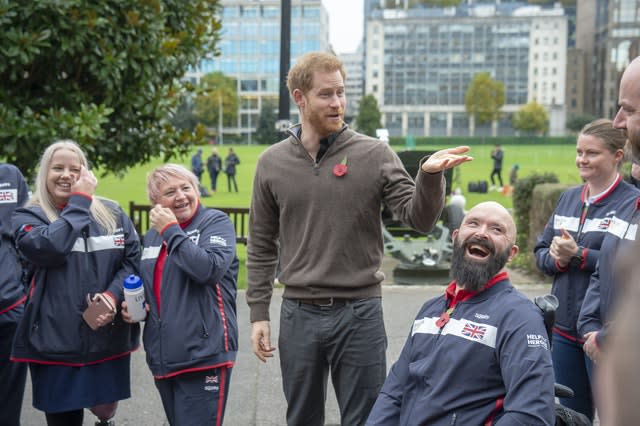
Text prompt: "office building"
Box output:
[[365, 2, 568, 136], [576, 0, 640, 119], [339, 45, 365, 122], [187, 0, 330, 141]]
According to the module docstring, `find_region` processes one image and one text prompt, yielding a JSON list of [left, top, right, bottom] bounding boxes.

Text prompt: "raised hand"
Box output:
[[71, 165, 97, 196], [421, 146, 473, 173], [150, 204, 178, 232]]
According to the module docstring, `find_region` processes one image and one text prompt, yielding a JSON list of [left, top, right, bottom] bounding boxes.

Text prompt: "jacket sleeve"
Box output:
[[577, 263, 603, 337], [366, 328, 413, 425], [105, 209, 141, 302], [16, 168, 29, 207], [12, 194, 93, 266], [381, 146, 445, 234], [496, 304, 555, 425], [246, 158, 280, 322], [161, 209, 237, 288], [533, 203, 562, 276]]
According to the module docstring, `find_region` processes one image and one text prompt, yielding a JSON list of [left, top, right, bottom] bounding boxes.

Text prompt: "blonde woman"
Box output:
[[11, 140, 140, 426]]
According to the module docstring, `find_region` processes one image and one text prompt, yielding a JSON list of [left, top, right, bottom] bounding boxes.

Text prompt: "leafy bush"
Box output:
[[511, 172, 559, 269]]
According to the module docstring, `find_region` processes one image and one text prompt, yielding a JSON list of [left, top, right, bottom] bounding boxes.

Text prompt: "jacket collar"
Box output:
[[444, 271, 510, 308]]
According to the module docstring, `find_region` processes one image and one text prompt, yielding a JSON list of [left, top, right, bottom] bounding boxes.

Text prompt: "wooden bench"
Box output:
[[128, 202, 250, 245]]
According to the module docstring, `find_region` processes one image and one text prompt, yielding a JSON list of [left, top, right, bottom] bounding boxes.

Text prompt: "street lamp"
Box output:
[[218, 93, 223, 145]]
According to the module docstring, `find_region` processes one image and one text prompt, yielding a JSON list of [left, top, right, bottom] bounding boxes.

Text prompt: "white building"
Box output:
[[339, 44, 365, 122], [365, 1, 568, 136]]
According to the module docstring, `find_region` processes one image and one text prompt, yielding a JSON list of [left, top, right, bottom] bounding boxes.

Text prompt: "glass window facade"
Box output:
[[382, 19, 530, 107], [194, 1, 328, 138]]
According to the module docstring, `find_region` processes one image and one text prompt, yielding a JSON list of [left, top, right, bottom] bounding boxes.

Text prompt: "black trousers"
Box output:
[[227, 174, 238, 192], [490, 168, 503, 186], [0, 306, 27, 426], [279, 297, 387, 426]]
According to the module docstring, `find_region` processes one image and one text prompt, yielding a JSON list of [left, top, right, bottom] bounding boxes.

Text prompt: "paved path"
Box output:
[[20, 280, 552, 425]]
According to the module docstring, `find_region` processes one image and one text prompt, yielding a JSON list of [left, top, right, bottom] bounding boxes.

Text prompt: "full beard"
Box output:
[[450, 237, 510, 292], [306, 109, 343, 137], [625, 137, 640, 165]]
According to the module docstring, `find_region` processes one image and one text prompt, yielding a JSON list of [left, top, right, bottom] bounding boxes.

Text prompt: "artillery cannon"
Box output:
[[382, 150, 454, 285], [382, 223, 453, 285]]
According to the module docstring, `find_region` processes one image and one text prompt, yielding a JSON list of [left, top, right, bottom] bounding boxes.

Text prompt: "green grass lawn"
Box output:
[[99, 143, 581, 209], [97, 142, 582, 289]]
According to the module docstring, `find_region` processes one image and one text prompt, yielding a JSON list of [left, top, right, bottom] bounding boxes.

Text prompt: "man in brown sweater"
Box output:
[[246, 51, 472, 426]]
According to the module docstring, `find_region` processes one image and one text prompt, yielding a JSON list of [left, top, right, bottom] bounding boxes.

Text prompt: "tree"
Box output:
[[170, 97, 199, 132], [566, 113, 597, 132], [513, 101, 549, 135], [355, 94, 383, 137], [193, 72, 238, 128], [0, 0, 222, 179], [255, 98, 279, 144], [465, 72, 505, 125]]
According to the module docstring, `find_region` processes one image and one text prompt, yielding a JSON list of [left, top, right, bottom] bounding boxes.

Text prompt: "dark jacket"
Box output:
[[578, 197, 640, 346], [0, 164, 29, 314], [140, 204, 238, 379], [491, 148, 503, 170], [534, 178, 640, 340], [191, 151, 203, 175], [224, 153, 240, 176], [207, 154, 222, 174], [367, 273, 554, 426], [11, 194, 141, 365]]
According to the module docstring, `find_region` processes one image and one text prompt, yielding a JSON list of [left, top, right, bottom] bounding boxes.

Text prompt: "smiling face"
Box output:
[[156, 176, 198, 223], [575, 134, 623, 185], [450, 202, 518, 291], [295, 69, 346, 138], [46, 148, 82, 206]]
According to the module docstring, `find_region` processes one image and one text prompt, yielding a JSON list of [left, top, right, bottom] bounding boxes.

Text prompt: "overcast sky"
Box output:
[[322, 0, 364, 54]]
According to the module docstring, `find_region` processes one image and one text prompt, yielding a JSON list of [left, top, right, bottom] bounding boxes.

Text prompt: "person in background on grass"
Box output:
[[449, 187, 466, 211], [509, 163, 519, 186], [0, 162, 29, 426], [490, 143, 504, 188], [533, 119, 639, 421], [224, 147, 240, 192], [440, 193, 464, 236], [366, 202, 554, 425], [191, 148, 204, 183], [11, 140, 140, 426], [123, 164, 238, 426], [207, 147, 223, 193], [246, 51, 472, 426]]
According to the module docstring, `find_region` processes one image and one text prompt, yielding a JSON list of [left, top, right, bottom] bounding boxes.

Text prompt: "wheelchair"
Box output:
[[534, 294, 592, 426]]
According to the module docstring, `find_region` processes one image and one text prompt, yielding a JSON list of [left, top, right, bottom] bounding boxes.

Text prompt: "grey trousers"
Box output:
[[279, 297, 387, 426]]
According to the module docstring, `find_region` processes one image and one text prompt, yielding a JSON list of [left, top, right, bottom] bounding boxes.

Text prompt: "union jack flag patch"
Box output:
[[205, 375, 218, 384], [461, 323, 486, 340]]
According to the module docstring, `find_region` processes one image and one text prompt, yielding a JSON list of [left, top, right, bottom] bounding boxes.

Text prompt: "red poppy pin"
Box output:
[[333, 156, 348, 177], [636, 197, 640, 210]]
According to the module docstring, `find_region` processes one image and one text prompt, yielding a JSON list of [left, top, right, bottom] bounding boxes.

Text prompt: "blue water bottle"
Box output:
[[123, 274, 146, 322]]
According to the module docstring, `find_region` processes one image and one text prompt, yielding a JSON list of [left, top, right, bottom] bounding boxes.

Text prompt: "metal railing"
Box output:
[[128, 201, 249, 245]]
